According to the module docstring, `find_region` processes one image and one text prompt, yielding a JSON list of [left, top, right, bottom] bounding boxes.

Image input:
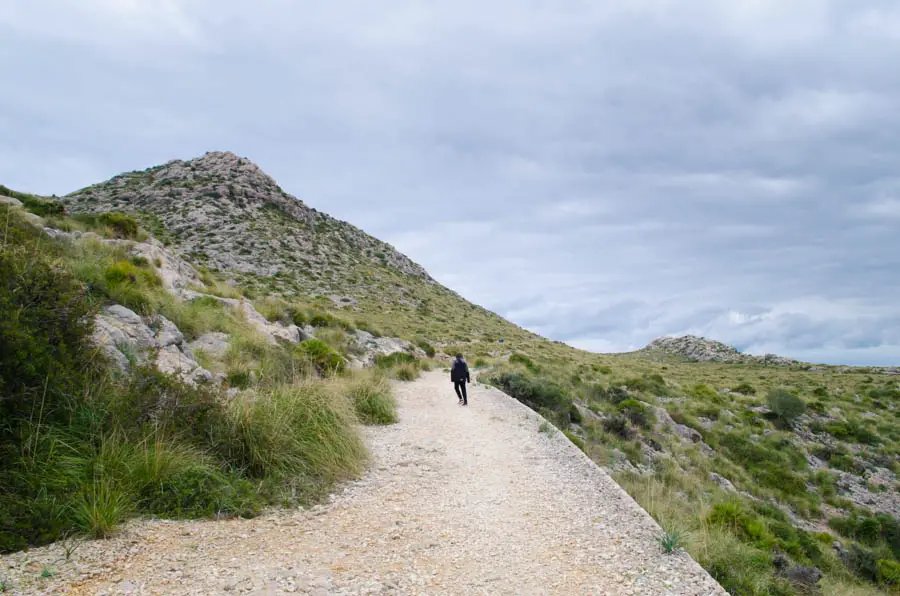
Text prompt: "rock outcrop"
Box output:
[[642, 335, 798, 366], [93, 305, 213, 386], [347, 331, 427, 368], [177, 290, 305, 345]]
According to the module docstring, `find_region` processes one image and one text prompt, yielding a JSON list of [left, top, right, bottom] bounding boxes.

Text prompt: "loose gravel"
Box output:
[[1, 371, 726, 595]]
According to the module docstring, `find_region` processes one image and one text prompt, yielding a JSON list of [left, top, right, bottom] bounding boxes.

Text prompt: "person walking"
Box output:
[[451, 353, 471, 406]]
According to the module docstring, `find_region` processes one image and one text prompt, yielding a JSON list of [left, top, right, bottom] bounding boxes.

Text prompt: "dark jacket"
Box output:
[[450, 358, 470, 383]]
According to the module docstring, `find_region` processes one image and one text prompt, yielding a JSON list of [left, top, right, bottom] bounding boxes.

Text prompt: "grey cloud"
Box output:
[[2, 1, 900, 364]]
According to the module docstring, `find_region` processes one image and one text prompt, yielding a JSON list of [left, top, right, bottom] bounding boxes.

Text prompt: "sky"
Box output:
[[2, 1, 900, 365]]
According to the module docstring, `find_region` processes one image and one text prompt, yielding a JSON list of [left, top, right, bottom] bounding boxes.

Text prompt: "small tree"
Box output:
[[767, 389, 805, 427]]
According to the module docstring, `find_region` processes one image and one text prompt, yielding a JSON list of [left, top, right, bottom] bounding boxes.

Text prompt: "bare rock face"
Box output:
[[92, 305, 212, 386], [189, 332, 231, 358]]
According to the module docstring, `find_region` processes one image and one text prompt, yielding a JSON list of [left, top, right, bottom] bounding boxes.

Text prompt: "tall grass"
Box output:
[[0, 207, 375, 551], [216, 381, 366, 484], [342, 373, 398, 424]]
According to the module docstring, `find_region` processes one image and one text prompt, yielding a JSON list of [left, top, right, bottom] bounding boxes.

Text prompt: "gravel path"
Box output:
[[2, 372, 725, 595]]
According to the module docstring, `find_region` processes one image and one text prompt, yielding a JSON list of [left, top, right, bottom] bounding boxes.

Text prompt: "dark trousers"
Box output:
[[454, 380, 468, 404]]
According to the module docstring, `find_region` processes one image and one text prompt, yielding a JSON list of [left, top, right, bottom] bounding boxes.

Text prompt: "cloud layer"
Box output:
[[2, 1, 899, 364]]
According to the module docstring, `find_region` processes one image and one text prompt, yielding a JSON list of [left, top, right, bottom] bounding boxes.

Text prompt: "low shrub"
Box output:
[[602, 414, 634, 439], [690, 383, 720, 400], [345, 375, 397, 424], [392, 362, 419, 381], [878, 559, 900, 586], [624, 374, 669, 396], [20, 195, 66, 217], [96, 212, 140, 239], [415, 339, 436, 357], [766, 389, 805, 427], [487, 371, 574, 427], [586, 384, 629, 405], [295, 339, 345, 375], [731, 382, 756, 395], [617, 398, 655, 429]]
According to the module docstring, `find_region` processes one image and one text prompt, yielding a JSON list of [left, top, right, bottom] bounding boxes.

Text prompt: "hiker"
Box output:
[[451, 353, 470, 406]]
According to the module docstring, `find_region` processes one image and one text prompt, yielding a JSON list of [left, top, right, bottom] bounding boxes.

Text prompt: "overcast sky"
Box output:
[[3, 1, 900, 365]]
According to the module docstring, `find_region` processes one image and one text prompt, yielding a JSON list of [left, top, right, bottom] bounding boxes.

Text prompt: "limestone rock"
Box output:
[[349, 330, 426, 367], [91, 304, 212, 386], [190, 332, 231, 357], [674, 424, 703, 443], [710, 473, 737, 493]]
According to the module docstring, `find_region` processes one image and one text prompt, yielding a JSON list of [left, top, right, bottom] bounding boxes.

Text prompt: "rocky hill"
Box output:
[[642, 335, 799, 366], [64, 151, 430, 295], [61, 151, 531, 346]]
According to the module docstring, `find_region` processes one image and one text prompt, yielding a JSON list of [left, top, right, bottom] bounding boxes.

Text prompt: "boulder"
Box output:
[[189, 332, 231, 358], [91, 304, 212, 386], [93, 304, 157, 366], [155, 345, 213, 385], [349, 330, 426, 367], [674, 424, 703, 443], [710, 472, 737, 493]]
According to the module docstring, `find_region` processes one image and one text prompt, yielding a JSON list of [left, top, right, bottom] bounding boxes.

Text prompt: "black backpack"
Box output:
[[451, 359, 467, 381]]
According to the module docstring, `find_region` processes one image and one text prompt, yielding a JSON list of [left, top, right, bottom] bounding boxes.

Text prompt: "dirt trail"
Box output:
[[3, 371, 725, 595]]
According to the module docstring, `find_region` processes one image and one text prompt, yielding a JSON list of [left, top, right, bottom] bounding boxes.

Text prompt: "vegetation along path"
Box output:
[[5, 372, 725, 595]]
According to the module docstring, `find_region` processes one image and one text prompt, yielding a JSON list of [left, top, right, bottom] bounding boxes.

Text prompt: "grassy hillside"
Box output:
[[4, 151, 899, 595], [0, 195, 409, 561]]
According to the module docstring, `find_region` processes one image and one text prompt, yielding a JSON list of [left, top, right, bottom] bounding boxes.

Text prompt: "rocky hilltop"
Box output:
[[642, 334, 798, 366], [63, 151, 432, 302]]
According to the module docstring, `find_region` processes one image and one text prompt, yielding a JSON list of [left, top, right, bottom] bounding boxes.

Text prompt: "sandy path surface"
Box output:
[[2, 371, 725, 595]]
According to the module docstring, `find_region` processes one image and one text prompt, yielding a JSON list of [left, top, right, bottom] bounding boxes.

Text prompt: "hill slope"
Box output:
[[62, 151, 536, 347]]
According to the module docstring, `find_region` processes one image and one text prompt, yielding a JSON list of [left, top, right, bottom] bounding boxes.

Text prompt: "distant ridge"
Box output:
[[641, 335, 798, 366]]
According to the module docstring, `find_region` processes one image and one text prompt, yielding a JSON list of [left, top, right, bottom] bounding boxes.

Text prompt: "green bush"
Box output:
[[766, 389, 805, 426], [563, 430, 585, 452], [602, 414, 634, 439], [731, 382, 756, 395], [296, 339, 345, 374], [690, 383, 720, 400], [487, 371, 574, 427], [586, 384, 629, 405], [19, 194, 66, 217], [415, 339, 436, 358], [617, 398, 655, 429], [0, 243, 94, 428], [844, 544, 879, 583], [878, 559, 900, 586], [96, 212, 140, 239], [227, 370, 253, 389]]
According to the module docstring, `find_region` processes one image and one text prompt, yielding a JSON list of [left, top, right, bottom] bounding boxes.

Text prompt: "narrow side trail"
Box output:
[[4, 371, 725, 595]]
